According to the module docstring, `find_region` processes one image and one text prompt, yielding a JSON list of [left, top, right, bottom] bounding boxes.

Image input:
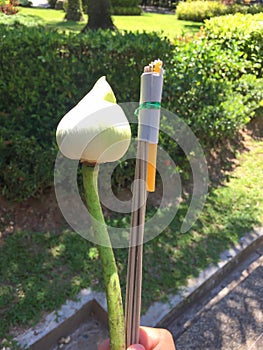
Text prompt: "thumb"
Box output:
[[127, 345, 145, 350]]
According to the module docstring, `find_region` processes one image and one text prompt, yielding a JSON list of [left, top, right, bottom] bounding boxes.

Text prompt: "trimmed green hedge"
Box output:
[[176, 1, 263, 22], [204, 12, 263, 38], [111, 6, 142, 15], [80, 0, 142, 15], [0, 13, 263, 201], [176, 1, 226, 22], [0, 25, 171, 200], [111, 0, 142, 15], [164, 13, 263, 144], [111, 0, 141, 7], [165, 40, 263, 144]]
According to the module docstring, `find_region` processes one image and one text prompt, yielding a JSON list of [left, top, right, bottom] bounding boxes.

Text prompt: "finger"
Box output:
[[151, 328, 176, 350], [139, 327, 176, 350], [139, 327, 161, 349]]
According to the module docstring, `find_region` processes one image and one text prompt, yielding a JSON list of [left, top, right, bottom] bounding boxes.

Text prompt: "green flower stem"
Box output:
[[82, 163, 126, 350]]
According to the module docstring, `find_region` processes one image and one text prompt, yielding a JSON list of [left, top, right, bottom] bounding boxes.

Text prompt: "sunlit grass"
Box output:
[[1, 134, 262, 345], [19, 8, 202, 39], [113, 13, 202, 39]]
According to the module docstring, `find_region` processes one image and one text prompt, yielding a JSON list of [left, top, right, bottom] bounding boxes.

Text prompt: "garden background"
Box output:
[[0, 0, 263, 348]]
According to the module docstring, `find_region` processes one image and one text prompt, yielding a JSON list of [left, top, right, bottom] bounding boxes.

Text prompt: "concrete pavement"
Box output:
[[159, 235, 263, 349]]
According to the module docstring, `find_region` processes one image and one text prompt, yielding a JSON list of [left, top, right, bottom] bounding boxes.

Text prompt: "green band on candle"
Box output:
[[135, 102, 161, 116]]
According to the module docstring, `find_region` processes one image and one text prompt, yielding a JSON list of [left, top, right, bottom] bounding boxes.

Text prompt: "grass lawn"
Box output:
[[19, 8, 202, 39], [1, 132, 262, 347]]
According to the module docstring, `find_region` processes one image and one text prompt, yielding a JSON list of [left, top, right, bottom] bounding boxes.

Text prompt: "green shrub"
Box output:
[[204, 13, 263, 77], [163, 38, 263, 144], [111, 6, 142, 15], [111, 0, 141, 15], [176, 1, 227, 22], [0, 11, 43, 25], [246, 4, 263, 15], [111, 0, 141, 7], [176, 1, 263, 22], [0, 133, 56, 201], [1, 15, 263, 201], [222, 4, 263, 16], [81, 0, 142, 15], [0, 24, 171, 200], [204, 12, 263, 38]]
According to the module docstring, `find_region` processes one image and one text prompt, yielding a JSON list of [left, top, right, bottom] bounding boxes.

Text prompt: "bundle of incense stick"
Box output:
[[125, 60, 164, 347]]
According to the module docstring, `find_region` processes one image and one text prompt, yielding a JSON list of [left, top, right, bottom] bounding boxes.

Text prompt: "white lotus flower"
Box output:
[[56, 76, 131, 164]]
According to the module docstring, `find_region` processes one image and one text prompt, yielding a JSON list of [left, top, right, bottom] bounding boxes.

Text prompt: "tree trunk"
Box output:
[[65, 0, 84, 22], [82, 0, 115, 31]]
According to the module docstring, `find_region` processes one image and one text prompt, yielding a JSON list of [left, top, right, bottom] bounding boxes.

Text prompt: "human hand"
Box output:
[[98, 326, 176, 350]]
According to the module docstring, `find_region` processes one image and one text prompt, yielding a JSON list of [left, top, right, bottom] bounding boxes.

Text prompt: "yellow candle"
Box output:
[[147, 143, 158, 192]]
